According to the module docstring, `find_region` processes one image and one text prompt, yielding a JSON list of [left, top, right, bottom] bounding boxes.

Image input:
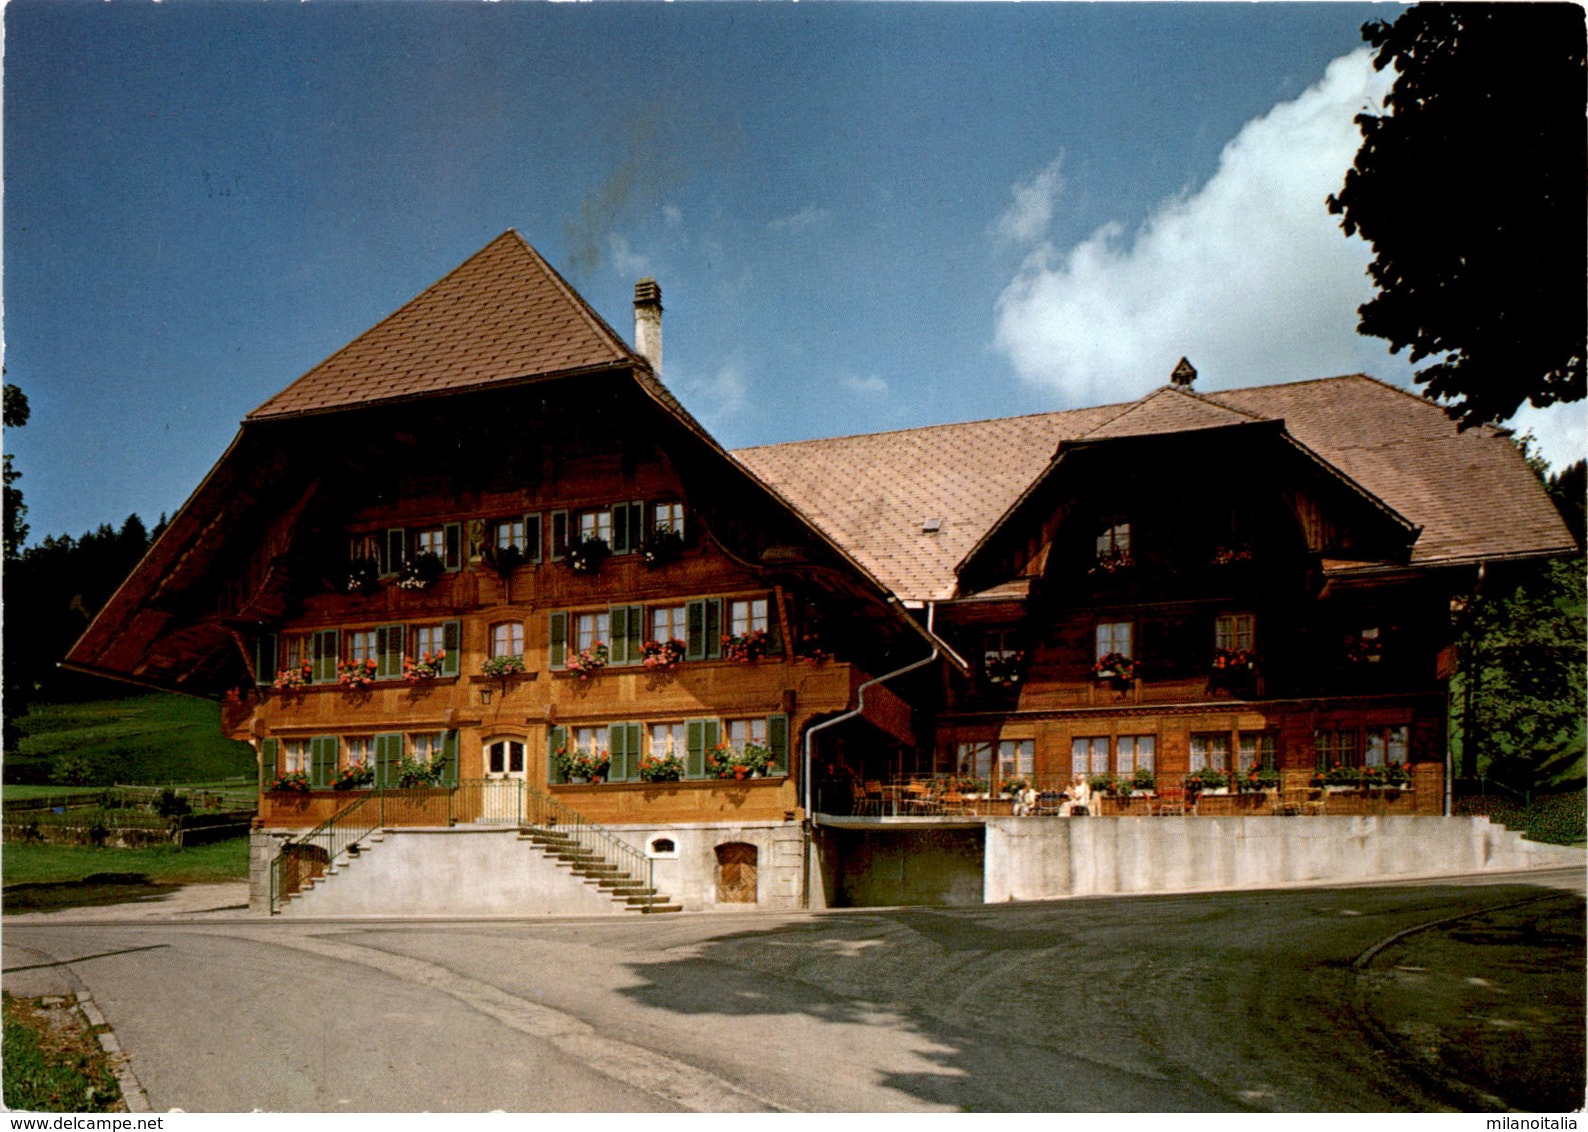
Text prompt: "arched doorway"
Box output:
[[715, 842, 758, 904]]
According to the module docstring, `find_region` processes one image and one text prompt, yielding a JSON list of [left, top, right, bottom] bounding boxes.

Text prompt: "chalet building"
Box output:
[[65, 231, 1578, 913]]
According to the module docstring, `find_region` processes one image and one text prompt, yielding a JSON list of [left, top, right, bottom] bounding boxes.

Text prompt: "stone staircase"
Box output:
[[520, 828, 682, 913]]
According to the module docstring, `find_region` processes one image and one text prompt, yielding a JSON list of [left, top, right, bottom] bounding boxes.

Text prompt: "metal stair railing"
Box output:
[[521, 782, 653, 895], [267, 792, 381, 914]]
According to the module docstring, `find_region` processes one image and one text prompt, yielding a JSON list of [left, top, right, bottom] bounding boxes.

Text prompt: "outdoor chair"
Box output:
[[1150, 787, 1188, 816], [851, 781, 881, 816]]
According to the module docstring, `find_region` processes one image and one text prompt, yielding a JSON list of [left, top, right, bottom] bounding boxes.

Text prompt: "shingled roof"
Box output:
[[735, 375, 1577, 602], [248, 231, 640, 420]]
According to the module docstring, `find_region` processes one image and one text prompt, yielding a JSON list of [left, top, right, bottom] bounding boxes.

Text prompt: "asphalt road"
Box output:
[[4, 867, 1583, 1113]]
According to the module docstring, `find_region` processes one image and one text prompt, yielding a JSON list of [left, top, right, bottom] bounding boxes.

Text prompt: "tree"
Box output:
[[4, 383, 31, 558], [1328, 4, 1586, 429]]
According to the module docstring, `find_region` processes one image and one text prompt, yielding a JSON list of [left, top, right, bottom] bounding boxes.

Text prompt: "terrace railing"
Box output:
[[522, 782, 653, 895]]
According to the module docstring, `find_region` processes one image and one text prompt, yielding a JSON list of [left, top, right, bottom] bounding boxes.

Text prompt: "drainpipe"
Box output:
[[802, 602, 941, 908]]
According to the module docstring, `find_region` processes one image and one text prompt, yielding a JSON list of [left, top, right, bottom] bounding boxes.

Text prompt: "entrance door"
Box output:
[[481, 739, 526, 823]]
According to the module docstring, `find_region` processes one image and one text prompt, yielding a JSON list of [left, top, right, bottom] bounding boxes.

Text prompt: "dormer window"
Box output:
[[1093, 522, 1133, 573]]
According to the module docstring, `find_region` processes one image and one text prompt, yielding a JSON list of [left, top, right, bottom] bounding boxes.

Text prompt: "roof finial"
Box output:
[[1171, 357, 1197, 388]]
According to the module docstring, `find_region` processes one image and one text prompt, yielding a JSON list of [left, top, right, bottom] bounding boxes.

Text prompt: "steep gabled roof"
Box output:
[[738, 375, 1578, 602], [1078, 384, 1267, 441], [248, 231, 639, 420]]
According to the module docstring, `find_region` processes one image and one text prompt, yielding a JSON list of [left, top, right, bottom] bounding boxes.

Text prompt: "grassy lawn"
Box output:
[[7, 693, 256, 786], [2, 992, 124, 1112], [2, 838, 248, 888]]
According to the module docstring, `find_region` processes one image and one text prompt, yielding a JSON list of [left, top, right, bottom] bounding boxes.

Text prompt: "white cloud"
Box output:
[[1506, 399, 1588, 475], [671, 360, 750, 425], [607, 233, 651, 279], [662, 204, 683, 227], [769, 205, 829, 233], [993, 50, 1396, 407], [994, 155, 1065, 245], [839, 374, 889, 398]]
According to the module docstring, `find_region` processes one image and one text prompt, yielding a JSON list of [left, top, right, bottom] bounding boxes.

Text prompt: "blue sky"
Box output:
[[6, 2, 1582, 544]]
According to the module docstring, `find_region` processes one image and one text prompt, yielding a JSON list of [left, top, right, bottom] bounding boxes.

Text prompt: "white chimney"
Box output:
[[634, 278, 663, 376]]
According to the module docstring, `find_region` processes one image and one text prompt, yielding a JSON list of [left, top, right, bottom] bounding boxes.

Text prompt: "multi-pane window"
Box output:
[[998, 739, 1034, 780], [576, 611, 610, 652], [487, 739, 525, 775], [578, 509, 613, 546], [730, 598, 769, 637], [416, 527, 446, 559], [410, 731, 447, 763], [1095, 621, 1133, 659], [1364, 725, 1409, 766], [1117, 735, 1156, 775], [345, 737, 372, 769], [1071, 736, 1109, 777], [728, 718, 767, 751], [1215, 613, 1255, 652], [650, 722, 686, 759], [1237, 732, 1277, 771], [572, 726, 609, 756], [1315, 728, 1359, 768], [1096, 521, 1131, 558], [955, 741, 995, 779], [496, 518, 526, 552], [492, 622, 524, 659], [348, 630, 378, 666], [284, 740, 310, 775], [415, 624, 446, 661], [653, 502, 685, 536], [984, 629, 1018, 663], [652, 605, 687, 643], [1189, 733, 1231, 772]]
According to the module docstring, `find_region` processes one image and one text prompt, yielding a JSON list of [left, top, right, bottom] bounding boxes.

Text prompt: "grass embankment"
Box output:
[[7, 693, 255, 786], [1455, 789, 1587, 847], [2, 992, 124, 1112], [2, 841, 249, 914]]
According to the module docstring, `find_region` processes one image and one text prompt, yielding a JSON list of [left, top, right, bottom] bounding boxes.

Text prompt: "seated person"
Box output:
[[1063, 774, 1092, 816]]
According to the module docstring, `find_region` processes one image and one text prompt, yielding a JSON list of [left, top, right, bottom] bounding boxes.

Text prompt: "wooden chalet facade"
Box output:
[[66, 231, 1577, 909]]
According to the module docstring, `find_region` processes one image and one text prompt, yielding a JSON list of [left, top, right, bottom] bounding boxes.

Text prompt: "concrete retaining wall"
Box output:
[[983, 815, 1584, 902]]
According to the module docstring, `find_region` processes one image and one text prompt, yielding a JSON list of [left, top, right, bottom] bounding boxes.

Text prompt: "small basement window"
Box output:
[[648, 837, 679, 859]]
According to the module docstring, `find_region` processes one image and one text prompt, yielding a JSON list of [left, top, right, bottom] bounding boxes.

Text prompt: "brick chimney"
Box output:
[[634, 278, 663, 376]]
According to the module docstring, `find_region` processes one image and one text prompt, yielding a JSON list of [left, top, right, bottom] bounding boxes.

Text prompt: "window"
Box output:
[[412, 524, 462, 571], [652, 605, 687, 644], [653, 502, 685, 537], [1364, 725, 1408, 766], [1117, 735, 1155, 775], [575, 611, 609, 653], [728, 718, 768, 751], [487, 739, 525, 776], [1315, 728, 1359, 768], [1215, 613, 1255, 652], [998, 739, 1034, 780], [346, 737, 372, 769], [411, 731, 446, 763], [1096, 521, 1131, 558], [1095, 621, 1133, 660], [984, 629, 1019, 664], [413, 622, 461, 676], [1189, 733, 1231, 772], [1071, 737, 1109, 777], [610, 501, 646, 554], [284, 739, 310, 775], [416, 527, 446, 559], [491, 622, 525, 659], [1237, 732, 1276, 772], [494, 516, 543, 564], [349, 532, 383, 570], [685, 598, 723, 661], [577, 509, 612, 547], [730, 598, 769, 637], [956, 741, 994, 779], [651, 722, 686, 759]]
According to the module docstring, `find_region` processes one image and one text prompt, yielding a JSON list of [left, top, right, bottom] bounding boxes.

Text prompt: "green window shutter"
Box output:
[[376, 733, 405, 788], [441, 730, 459, 786], [628, 501, 646, 555], [256, 635, 279, 685], [685, 718, 719, 779], [609, 605, 630, 664], [767, 713, 790, 774], [310, 736, 338, 788], [705, 597, 723, 659], [313, 629, 339, 683], [767, 609, 784, 656], [260, 738, 280, 786], [443, 523, 462, 571], [608, 722, 636, 782], [686, 599, 706, 661], [611, 503, 632, 554], [548, 725, 568, 784], [525, 514, 543, 563], [548, 611, 568, 670], [550, 511, 568, 560], [385, 529, 405, 575], [625, 604, 643, 662], [377, 624, 405, 680], [441, 620, 461, 676]]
